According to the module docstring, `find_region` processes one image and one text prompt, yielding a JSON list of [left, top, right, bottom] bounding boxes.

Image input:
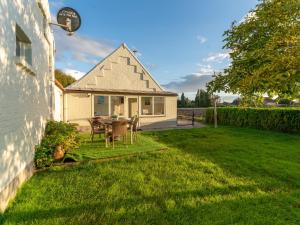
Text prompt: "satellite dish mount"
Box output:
[[50, 7, 81, 36]]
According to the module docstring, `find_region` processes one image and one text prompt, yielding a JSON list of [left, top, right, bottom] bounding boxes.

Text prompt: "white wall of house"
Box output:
[[0, 0, 54, 211], [63, 92, 177, 128], [53, 85, 63, 121], [67, 44, 163, 93]]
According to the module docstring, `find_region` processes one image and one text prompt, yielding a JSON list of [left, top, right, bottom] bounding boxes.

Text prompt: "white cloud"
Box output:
[[50, 10, 114, 65], [53, 27, 115, 65], [194, 64, 215, 75], [220, 92, 240, 103], [163, 74, 213, 93], [203, 52, 230, 63], [163, 64, 217, 93], [196, 35, 207, 44], [62, 68, 85, 80]]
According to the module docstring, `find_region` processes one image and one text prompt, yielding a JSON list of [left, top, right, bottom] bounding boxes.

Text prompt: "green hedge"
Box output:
[[205, 107, 300, 133]]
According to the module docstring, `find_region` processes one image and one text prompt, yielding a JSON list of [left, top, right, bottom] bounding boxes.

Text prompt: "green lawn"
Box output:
[[1, 127, 300, 225], [64, 133, 167, 162]]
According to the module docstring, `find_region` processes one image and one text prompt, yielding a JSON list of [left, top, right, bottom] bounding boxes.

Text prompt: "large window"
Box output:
[[16, 24, 32, 65], [94, 96, 109, 116], [141, 97, 165, 116], [141, 97, 153, 115], [154, 97, 165, 115], [111, 96, 124, 116]]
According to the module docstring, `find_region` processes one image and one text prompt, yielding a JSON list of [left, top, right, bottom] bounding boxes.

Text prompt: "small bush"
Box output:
[[205, 107, 300, 133], [34, 121, 80, 168]]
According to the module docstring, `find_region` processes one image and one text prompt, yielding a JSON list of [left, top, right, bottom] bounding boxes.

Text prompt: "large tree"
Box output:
[[55, 69, 76, 87], [208, 0, 300, 103]]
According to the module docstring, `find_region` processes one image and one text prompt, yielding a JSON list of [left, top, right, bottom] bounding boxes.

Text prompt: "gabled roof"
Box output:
[[65, 43, 176, 96], [64, 88, 177, 96]]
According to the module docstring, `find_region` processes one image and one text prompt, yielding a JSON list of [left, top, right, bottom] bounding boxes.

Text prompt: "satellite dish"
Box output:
[[56, 7, 81, 33]]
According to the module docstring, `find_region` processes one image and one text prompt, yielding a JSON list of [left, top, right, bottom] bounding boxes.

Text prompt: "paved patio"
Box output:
[[140, 120, 205, 131]]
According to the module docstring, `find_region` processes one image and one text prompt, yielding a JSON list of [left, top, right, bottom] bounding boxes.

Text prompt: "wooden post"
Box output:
[[192, 109, 195, 126], [214, 98, 218, 128]]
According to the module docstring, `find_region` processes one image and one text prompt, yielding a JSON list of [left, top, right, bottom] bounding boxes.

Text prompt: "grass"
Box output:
[[1, 126, 300, 225], [63, 133, 167, 162]]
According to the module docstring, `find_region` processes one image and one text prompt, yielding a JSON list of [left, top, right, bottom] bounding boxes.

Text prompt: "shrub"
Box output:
[[34, 121, 80, 168], [205, 107, 300, 133]]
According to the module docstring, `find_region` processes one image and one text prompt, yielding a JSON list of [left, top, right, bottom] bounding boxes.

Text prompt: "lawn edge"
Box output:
[[35, 147, 169, 172]]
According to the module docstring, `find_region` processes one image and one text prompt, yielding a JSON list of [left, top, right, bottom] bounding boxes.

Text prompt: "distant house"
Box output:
[[64, 44, 178, 129], [0, 0, 54, 211], [263, 97, 276, 106]]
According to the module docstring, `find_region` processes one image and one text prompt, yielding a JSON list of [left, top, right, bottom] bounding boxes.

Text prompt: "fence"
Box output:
[[177, 108, 208, 126]]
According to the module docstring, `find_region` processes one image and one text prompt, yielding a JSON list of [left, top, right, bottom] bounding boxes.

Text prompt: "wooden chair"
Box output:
[[106, 120, 128, 148], [129, 116, 139, 144], [88, 118, 106, 142]]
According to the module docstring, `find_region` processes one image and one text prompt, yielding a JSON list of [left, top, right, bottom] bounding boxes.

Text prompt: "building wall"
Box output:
[[0, 0, 54, 211], [64, 92, 92, 126], [53, 85, 63, 121], [68, 44, 163, 93], [139, 96, 177, 127], [64, 92, 177, 128]]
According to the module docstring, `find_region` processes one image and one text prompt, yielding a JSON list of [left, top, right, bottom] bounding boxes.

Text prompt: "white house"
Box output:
[[0, 0, 54, 211], [64, 44, 178, 129]]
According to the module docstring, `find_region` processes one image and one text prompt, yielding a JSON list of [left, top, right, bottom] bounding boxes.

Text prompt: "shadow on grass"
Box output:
[[2, 186, 298, 225]]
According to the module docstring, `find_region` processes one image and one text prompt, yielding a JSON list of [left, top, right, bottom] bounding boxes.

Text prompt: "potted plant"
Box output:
[[111, 115, 118, 120]]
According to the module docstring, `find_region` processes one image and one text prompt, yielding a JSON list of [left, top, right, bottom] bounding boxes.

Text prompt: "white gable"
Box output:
[[67, 44, 164, 92]]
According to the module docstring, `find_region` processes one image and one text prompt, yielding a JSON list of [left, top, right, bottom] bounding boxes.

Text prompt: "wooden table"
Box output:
[[97, 118, 134, 146]]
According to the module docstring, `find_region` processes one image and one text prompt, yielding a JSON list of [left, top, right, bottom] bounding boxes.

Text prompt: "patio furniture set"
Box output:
[[88, 116, 139, 148]]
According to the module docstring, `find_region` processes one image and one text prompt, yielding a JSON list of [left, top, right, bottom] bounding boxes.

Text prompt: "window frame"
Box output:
[[15, 24, 32, 65], [15, 23, 35, 75], [110, 95, 125, 117], [93, 95, 110, 117], [140, 96, 166, 117], [153, 96, 165, 116]]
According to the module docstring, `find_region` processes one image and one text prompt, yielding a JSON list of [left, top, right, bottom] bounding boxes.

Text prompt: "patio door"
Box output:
[[128, 97, 138, 118]]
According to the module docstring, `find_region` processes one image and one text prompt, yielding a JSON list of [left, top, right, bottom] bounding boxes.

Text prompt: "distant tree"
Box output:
[[195, 89, 211, 107], [177, 99, 181, 108], [178, 93, 195, 108], [184, 97, 191, 107], [190, 100, 195, 108], [180, 93, 186, 107], [55, 69, 76, 87]]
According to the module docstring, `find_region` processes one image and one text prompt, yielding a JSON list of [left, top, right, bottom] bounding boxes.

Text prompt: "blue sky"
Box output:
[[49, 0, 258, 100]]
